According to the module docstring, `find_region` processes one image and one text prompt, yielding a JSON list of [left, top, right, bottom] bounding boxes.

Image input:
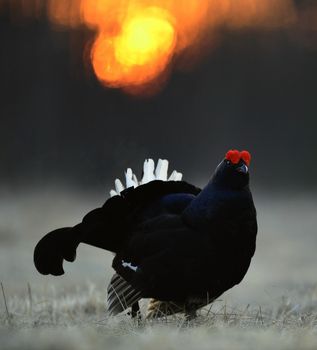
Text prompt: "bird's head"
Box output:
[[212, 150, 252, 189]]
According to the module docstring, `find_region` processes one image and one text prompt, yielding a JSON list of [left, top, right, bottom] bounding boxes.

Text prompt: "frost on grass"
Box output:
[[1, 283, 317, 350]]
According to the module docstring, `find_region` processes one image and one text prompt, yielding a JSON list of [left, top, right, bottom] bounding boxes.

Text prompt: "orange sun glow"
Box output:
[[0, 0, 299, 94]]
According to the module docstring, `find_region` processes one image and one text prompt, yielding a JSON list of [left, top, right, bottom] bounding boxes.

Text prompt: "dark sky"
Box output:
[[0, 4, 317, 192]]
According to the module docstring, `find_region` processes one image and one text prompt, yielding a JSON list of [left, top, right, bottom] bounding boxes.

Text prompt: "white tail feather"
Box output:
[[168, 170, 179, 181], [110, 190, 118, 197], [141, 158, 156, 184], [174, 172, 183, 181], [125, 168, 137, 188], [115, 179, 125, 194], [109, 158, 183, 197], [155, 159, 169, 181]]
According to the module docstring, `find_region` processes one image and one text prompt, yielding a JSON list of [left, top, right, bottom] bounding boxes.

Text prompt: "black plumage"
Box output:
[[34, 151, 257, 318]]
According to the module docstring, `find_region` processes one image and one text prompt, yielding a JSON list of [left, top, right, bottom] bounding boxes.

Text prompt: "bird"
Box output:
[[34, 149, 257, 320]]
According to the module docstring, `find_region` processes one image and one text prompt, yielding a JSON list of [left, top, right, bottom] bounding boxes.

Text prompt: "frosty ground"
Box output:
[[0, 187, 317, 349]]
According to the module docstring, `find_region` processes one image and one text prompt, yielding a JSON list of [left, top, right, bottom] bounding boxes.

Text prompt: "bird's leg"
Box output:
[[131, 302, 142, 323], [184, 304, 197, 322], [131, 302, 140, 317]]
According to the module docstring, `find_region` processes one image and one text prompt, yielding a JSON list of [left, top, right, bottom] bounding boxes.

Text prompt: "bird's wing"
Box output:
[[107, 273, 142, 315], [112, 217, 218, 301], [76, 180, 201, 252], [118, 180, 200, 211], [113, 209, 257, 302], [34, 181, 200, 276]]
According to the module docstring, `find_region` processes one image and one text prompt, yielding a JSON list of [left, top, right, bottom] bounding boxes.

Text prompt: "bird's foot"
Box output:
[[183, 304, 198, 326], [128, 302, 143, 326]]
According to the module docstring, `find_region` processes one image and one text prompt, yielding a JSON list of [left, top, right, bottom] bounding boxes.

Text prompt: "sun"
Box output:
[[114, 11, 176, 67], [91, 7, 176, 88]]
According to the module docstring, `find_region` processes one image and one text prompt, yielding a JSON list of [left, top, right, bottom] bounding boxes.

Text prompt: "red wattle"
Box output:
[[240, 150, 251, 166], [225, 149, 252, 166], [225, 150, 240, 164]]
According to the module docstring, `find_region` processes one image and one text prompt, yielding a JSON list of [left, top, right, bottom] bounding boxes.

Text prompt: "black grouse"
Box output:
[[34, 149, 257, 319]]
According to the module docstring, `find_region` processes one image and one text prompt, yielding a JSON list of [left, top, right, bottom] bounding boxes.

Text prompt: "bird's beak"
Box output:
[[237, 164, 249, 174]]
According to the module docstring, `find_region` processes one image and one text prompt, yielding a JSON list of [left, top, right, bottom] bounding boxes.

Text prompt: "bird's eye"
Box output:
[[226, 160, 231, 165]]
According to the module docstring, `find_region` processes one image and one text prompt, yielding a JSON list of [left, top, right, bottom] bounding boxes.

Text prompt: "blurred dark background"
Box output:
[[1, 1, 317, 193]]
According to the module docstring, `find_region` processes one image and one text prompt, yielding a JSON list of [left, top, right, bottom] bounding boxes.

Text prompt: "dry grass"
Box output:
[[0, 188, 317, 349], [0, 282, 317, 350]]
